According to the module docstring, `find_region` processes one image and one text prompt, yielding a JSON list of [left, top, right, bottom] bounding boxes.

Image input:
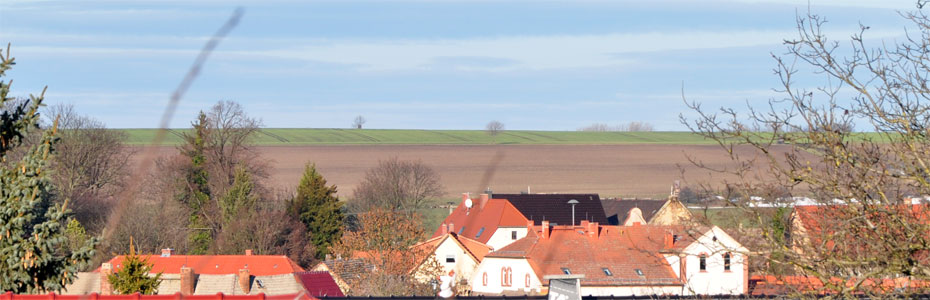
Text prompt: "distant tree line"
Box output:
[[578, 121, 655, 132]]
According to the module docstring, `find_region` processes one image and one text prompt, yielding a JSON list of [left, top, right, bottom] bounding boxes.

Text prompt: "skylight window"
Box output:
[[561, 268, 571, 275], [634, 269, 644, 276], [602, 268, 612, 276], [458, 226, 465, 235], [476, 227, 485, 238]]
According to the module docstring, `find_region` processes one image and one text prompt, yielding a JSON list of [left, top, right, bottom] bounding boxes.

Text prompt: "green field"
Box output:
[[119, 128, 715, 146]]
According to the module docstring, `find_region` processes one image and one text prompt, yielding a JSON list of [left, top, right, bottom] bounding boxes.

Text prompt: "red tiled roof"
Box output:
[[96, 255, 304, 276], [433, 196, 529, 244], [294, 271, 344, 297], [488, 224, 687, 286], [749, 275, 930, 296], [0, 293, 314, 300]]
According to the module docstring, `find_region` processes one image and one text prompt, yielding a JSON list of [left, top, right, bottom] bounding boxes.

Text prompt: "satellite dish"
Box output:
[[465, 198, 474, 208]]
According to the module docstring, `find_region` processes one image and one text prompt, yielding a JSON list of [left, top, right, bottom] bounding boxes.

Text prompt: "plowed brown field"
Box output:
[[132, 144, 791, 198]]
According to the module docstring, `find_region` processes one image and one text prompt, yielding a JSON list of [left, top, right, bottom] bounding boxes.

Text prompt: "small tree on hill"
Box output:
[[0, 45, 98, 293], [108, 242, 162, 295], [288, 163, 344, 259]]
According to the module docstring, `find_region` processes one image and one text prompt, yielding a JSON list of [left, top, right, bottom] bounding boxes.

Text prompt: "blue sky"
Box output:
[[0, 0, 919, 130]]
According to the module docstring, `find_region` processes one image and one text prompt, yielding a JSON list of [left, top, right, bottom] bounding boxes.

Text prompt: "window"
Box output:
[[501, 267, 513, 287], [511, 231, 518, 240], [634, 269, 644, 276], [476, 227, 485, 238], [602, 268, 613, 276], [561, 268, 571, 275], [724, 253, 731, 271], [457, 226, 465, 235], [525, 273, 531, 287], [446, 255, 455, 263], [482, 272, 488, 286], [699, 254, 707, 271]]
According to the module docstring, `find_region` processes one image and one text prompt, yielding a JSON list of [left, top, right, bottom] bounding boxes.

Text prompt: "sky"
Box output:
[[0, 0, 921, 130]]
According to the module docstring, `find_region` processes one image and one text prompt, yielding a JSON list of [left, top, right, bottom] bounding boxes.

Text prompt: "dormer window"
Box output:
[[602, 268, 612, 276], [561, 268, 571, 275], [476, 227, 485, 238], [634, 269, 644, 276]]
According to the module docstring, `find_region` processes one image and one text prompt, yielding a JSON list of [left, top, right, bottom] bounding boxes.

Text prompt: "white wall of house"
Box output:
[[469, 257, 542, 294], [580, 285, 682, 296], [679, 226, 748, 295], [485, 227, 528, 251], [434, 237, 480, 283]]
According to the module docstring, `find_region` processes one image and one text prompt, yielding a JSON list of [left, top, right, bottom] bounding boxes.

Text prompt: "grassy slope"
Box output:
[[119, 128, 715, 145]]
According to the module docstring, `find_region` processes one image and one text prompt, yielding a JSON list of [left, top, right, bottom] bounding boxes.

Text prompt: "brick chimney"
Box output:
[[587, 222, 598, 238], [541, 220, 550, 239], [238, 269, 251, 294], [479, 193, 489, 210], [442, 223, 449, 235], [100, 263, 113, 295], [527, 220, 534, 230], [664, 232, 674, 248], [580, 220, 589, 229], [161, 248, 173, 257], [180, 267, 195, 295], [245, 249, 253, 256]]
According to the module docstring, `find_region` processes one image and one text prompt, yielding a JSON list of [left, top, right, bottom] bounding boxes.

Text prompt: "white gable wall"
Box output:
[[485, 227, 528, 251], [470, 257, 542, 294], [434, 236, 481, 283], [680, 226, 748, 295]]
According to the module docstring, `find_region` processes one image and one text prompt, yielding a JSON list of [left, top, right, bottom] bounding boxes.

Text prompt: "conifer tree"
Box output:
[[0, 45, 97, 293], [108, 240, 162, 295], [288, 163, 343, 258], [219, 166, 257, 223], [178, 112, 212, 254]]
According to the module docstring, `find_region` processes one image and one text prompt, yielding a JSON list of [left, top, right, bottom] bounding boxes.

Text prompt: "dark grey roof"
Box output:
[[493, 193, 608, 226], [600, 199, 667, 225]]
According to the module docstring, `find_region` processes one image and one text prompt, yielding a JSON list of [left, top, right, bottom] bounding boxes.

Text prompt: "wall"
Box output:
[[680, 227, 747, 295], [580, 286, 682, 296], [485, 227, 527, 251], [469, 257, 542, 295], [418, 236, 481, 284]]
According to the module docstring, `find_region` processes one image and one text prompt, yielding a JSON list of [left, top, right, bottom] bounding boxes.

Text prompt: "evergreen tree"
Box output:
[[0, 45, 97, 293], [219, 166, 257, 223], [108, 241, 162, 295], [178, 112, 212, 254], [288, 163, 343, 259]]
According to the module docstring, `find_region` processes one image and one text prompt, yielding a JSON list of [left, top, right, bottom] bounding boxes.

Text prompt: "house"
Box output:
[[310, 257, 374, 295], [62, 250, 329, 297], [434, 193, 531, 251], [469, 221, 748, 296], [411, 232, 493, 289], [601, 184, 694, 226]]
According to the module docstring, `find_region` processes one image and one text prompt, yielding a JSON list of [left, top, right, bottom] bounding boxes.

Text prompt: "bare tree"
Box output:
[[618, 121, 654, 132], [353, 115, 366, 129], [205, 100, 266, 194], [578, 123, 612, 132], [485, 120, 504, 136], [351, 158, 445, 213], [682, 6, 930, 297], [45, 104, 133, 232]]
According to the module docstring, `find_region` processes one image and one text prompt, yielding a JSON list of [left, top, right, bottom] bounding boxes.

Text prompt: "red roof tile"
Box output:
[[489, 224, 687, 286], [0, 293, 314, 300], [294, 271, 344, 297], [433, 196, 529, 244], [97, 255, 304, 276]]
